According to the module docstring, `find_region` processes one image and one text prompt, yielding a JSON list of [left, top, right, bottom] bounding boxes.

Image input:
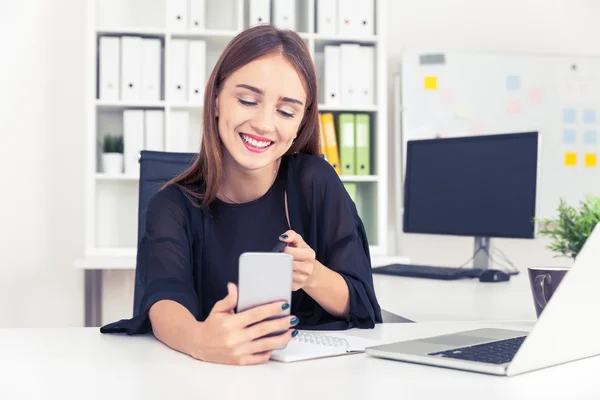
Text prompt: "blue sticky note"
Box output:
[[506, 75, 520, 91], [584, 130, 597, 145], [563, 108, 576, 124], [563, 129, 576, 144], [583, 109, 597, 124]]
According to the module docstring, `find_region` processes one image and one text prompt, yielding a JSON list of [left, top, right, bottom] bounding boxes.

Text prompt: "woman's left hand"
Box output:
[[279, 230, 320, 291]]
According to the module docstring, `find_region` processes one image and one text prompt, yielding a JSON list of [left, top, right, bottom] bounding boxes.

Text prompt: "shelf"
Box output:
[[86, 0, 389, 258], [96, 100, 165, 110], [169, 29, 240, 39], [96, 173, 139, 181], [169, 103, 204, 110], [340, 175, 380, 182], [313, 34, 379, 45], [96, 27, 166, 37], [318, 104, 379, 112], [84, 247, 137, 258]]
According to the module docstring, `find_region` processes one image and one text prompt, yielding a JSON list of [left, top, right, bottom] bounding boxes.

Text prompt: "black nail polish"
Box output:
[[290, 317, 299, 325], [280, 234, 288, 239], [292, 330, 299, 337], [281, 303, 290, 310]]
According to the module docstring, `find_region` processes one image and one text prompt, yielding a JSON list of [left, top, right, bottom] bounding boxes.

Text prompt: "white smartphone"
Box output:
[[237, 252, 294, 336]]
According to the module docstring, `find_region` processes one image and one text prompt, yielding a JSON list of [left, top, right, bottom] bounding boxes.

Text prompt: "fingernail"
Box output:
[[290, 317, 299, 325], [292, 330, 299, 337], [280, 234, 288, 239], [281, 303, 290, 310]]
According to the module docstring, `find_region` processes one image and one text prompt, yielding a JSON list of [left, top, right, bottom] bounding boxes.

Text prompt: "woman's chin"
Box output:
[[231, 152, 276, 171]]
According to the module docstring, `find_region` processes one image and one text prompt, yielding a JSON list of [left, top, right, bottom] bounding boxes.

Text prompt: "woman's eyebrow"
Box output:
[[281, 96, 303, 106], [236, 84, 304, 106]]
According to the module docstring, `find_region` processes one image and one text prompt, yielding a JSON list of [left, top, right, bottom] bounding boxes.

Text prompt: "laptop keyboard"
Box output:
[[428, 336, 527, 365]]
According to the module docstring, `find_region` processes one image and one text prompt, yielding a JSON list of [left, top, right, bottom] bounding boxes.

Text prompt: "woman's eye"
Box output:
[[238, 99, 257, 107], [278, 109, 295, 118]]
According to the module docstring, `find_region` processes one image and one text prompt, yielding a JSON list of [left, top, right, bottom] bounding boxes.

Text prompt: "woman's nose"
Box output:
[[250, 108, 275, 135]]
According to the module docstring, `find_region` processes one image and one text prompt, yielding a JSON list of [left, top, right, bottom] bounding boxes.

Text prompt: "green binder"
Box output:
[[355, 114, 370, 175], [338, 113, 356, 175]]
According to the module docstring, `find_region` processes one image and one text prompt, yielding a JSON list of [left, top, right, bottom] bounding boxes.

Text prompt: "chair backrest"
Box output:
[[133, 150, 197, 316]]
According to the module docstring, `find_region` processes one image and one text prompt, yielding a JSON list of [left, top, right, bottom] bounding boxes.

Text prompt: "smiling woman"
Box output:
[[173, 24, 320, 206], [100, 24, 382, 366]]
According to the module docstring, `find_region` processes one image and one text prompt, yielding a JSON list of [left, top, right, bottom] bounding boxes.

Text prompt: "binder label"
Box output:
[[342, 122, 354, 147]]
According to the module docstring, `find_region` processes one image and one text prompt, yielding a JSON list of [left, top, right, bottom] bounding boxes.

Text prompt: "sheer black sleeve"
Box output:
[[288, 155, 382, 329], [100, 185, 199, 335]]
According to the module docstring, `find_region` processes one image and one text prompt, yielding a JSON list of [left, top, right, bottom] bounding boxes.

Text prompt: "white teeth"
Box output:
[[241, 134, 272, 149]]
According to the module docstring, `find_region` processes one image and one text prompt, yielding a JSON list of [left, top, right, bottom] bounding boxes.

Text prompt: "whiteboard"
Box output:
[[400, 50, 600, 220]]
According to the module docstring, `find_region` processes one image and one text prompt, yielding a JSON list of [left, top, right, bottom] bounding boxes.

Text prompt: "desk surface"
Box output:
[[374, 271, 538, 323], [1, 322, 598, 399]]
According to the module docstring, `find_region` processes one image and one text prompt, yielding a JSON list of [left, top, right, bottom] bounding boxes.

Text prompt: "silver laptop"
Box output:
[[366, 224, 600, 376]]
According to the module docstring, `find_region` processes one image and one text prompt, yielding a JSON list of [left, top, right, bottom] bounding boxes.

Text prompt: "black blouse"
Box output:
[[100, 153, 382, 335]]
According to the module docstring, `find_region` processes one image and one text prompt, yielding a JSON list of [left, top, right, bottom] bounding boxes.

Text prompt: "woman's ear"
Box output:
[[215, 96, 219, 117]]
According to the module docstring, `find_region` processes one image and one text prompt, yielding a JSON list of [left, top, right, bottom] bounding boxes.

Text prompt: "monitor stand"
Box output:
[[473, 236, 491, 270]]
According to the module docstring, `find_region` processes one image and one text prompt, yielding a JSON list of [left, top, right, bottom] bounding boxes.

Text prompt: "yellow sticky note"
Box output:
[[424, 76, 437, 90], [585, 153, 597, 167], [565, 152, 577, 166]]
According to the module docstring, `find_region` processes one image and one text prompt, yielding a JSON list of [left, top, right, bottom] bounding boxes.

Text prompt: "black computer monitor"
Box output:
[[403, 131, 539, 269]]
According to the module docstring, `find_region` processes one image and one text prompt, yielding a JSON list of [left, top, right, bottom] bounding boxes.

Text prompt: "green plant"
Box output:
[[536, 195, 600, 259], [103, 134, 123, 153]]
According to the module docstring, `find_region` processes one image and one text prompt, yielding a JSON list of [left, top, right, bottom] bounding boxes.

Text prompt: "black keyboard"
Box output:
[[372, 263, 483, 280], [429, 336, 527, 365]]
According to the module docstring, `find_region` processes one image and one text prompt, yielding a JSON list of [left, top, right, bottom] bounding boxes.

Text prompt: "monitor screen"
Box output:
[[403, 132, 539, 239]]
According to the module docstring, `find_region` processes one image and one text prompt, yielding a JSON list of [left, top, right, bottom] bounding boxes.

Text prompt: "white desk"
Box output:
[[374, 270, 537, 323], [2, 322, 599, 399]]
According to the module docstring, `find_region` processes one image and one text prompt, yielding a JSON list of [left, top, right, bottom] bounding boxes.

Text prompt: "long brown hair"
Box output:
[[167, 25, 320, 207]]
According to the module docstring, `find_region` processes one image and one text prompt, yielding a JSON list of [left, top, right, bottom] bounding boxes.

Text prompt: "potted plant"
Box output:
[[101, 134, 124, 175], [537, 195, 600, 259]]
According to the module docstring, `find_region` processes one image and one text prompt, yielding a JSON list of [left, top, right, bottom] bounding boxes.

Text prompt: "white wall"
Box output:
[[2, 0, 599, 328], [0, 0, 87, 327], [386, 0, 600, 270]]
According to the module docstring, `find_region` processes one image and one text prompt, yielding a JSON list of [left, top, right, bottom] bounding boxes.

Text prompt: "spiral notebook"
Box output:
[[270, 331, 379, 362]]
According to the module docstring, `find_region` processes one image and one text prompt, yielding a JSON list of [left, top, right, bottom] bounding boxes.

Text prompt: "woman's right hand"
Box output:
[[192, 282, 298, 365]]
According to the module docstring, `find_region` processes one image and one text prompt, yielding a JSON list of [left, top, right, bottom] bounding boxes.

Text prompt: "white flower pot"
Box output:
[[102, 153, 124, 175]]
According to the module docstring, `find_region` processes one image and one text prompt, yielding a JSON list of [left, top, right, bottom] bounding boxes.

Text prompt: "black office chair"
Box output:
[[133, 150, 197, 317]]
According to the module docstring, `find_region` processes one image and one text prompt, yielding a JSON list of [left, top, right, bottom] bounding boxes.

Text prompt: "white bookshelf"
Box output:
[[84, 0, 388, 259]]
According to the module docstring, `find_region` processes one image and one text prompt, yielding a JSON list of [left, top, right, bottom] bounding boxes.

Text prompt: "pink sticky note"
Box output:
[[470, 122, 485, 136], [508, 99, 521, 115], [440, 88, 455, 105], [530, 88, 543, 104]]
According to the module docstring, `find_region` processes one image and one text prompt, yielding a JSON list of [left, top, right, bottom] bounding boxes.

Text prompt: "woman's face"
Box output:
[[215, 53, 307, 172]]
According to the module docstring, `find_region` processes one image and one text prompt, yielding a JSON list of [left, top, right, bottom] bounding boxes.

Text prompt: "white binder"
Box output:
[[188, 40, 206, 105], [123, 110, 144, 176], [355, 0, 374, 36], [324, 45, 340, 105], [99, 36, 120, 101], [249, 0, 270, 27], [337, 0, 355, 36], [337, 0, 358, 36], [144, 110, 164, 151], [168, 111, 190, 152], [189, 0, 206, 30], [120, 36, 142, 101], [340, 44, 361, 105], [358, 45, 374, 105], [316, 0, 337, 35], [141, 38, 162, 102], [273, 0, 296, 30], [168, 0, 188, 31], [169, 39, 188, 104]]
